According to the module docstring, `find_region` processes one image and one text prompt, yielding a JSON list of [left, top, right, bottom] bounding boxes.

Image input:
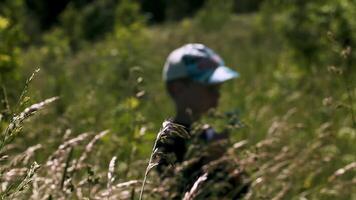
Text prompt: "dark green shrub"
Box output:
[[261, 0, 356, 71]]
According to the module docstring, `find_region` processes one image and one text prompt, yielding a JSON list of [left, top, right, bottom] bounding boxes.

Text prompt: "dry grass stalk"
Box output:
[[94, 180, 142, 199], [16, 68, 40, 109], [76, 130, 109, 169], [32, 132, 91, 198], [1, 97, 59, 150], [114, 180, 142, 189], [271, 183, 291, 200], [62, 129, 73, 141], [1, 168, 27, 188], [58, 132, 90, 151], [328, 162, 356, 182], [182, 173, 208, 200], [139, 120, 190, 200], [60, 147, 73, 190], [107, 156, 117, 199], [10, 97, 58, 130], [232, 140, 248, 150], [10, 144, 42, 166], [4, 162, 40, 199], [0, 155, 8, 162]]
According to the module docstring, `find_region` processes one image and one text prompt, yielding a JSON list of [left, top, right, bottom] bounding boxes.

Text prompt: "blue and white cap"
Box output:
[[163, 43, 239, 84]]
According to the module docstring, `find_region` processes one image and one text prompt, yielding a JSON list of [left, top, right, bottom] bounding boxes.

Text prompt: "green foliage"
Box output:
[[0, 0, 28, 91], [195, 0, 234, 31], [59, 0, 145, 48], [60, 0, 116, 47], [261, 0, 356, 70], [0, 1, 355, 199], [115, 0, 145, 28], [165, 0, 205, 21], [233, 0, 265, 13], [0, 73, 57, 198]]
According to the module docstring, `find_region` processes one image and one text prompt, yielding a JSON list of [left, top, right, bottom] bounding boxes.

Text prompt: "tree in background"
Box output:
[[233, 0, 265, 13], [262, 0, 356, 72], [195, 0, 234, 31]]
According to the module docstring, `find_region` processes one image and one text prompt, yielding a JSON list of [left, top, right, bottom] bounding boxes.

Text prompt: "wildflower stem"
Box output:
[[60, 147, 73, 190], [342, 70, 356, 128], [15, 68, 40, 112], [139, 131, 160, 200]]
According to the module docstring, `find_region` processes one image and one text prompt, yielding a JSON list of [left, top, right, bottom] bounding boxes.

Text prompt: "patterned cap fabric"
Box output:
[[163, 43, 239, 84]]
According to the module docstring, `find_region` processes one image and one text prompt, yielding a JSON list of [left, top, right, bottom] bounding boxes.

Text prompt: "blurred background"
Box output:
[[0, 0, 355, 199]]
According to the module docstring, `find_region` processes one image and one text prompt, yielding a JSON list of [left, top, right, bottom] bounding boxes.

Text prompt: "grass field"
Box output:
[[1, 10, 355, 199]]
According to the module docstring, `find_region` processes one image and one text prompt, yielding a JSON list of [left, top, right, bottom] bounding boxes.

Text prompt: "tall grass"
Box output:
[[0, 8, 355, 200]]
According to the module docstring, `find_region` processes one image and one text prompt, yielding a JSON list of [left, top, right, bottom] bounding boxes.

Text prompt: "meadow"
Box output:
[[0, 0, 355, 199]]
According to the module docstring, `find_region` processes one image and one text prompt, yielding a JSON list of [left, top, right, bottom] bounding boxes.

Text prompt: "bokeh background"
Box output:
[[0, 0, 355, 199]]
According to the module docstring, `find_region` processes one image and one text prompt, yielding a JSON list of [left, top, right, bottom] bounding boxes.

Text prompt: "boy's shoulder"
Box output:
[[197, 124, 229, 142]]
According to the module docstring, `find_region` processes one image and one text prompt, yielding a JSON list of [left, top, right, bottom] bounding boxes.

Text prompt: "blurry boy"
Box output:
[[157, 43, 249, 199], [159, 43, 239, 164]]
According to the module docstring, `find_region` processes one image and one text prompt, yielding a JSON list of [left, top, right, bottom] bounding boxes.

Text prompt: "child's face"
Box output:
[[178, 81, 221, 115]]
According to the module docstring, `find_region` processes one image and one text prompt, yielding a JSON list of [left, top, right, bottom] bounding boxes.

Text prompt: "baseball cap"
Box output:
[[163, 43, 239, 84]]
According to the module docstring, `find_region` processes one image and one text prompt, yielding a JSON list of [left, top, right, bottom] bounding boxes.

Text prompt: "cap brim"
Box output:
[[207, 66, 239, 84]]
